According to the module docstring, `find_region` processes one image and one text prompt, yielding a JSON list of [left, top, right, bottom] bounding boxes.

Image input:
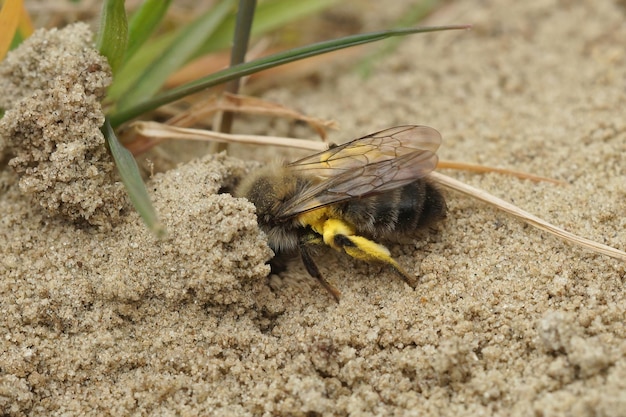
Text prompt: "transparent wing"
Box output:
[[277, 125, 441, 219], [287, 125, 441, 178]]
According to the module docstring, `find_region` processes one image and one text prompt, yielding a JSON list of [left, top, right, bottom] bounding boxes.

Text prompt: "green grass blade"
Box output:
[[125, 0, 172, 61], [109, 25, 469, 127], [106, 0, 336, 105], [106, 32, 177, 104], [229, 0, 256, 69], [96, 0, 128, 74], [219, 0, 257, 137], [102, 118, 165, 237], [116, 0, 236, 112]]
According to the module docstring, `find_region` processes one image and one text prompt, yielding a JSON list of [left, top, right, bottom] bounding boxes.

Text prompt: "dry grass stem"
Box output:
[[429, 171, 626, 261], [131, 121, 328, 151], [436, 160, 565, 184], [168, 92, 338, 139]]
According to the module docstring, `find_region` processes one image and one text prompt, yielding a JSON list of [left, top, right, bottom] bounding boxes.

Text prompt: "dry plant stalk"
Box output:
[[132, 121, 626, 262], [126, 94, 337, 155], [436, 161, 565, 185], [168, 92, 338, 139], [132, 121, 328, 151], [428, 172, 626, 261]]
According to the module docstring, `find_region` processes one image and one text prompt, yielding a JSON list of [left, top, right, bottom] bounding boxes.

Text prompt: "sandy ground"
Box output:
[[1, 1, 625, 416]]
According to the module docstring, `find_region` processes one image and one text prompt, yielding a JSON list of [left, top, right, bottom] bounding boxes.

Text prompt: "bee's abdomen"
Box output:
[[337, 179, 446, 241]]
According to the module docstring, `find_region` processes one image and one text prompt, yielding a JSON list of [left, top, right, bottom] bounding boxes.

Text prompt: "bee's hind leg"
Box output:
[[324, 220, 417, 288], [299, 235, 342, 302]]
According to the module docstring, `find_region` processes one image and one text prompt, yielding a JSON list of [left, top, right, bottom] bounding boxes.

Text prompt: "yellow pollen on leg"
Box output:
[[298, 209, 328, 235], [322, 219, 355, 249], [342, 236, 392, 262], [312, 216, 417, 288], [343, 236, 415, 286]]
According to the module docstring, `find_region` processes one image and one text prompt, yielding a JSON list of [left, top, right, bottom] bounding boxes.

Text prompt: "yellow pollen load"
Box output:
[[320, 219, 395, 266], [300, 211, 414, 286], [342, 236, 392, 261], [297, 209, 326, 232], [321, 219, 355, 249]]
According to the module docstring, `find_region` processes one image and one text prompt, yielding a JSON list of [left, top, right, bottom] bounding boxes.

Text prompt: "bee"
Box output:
[[236, 125, 447, 302]]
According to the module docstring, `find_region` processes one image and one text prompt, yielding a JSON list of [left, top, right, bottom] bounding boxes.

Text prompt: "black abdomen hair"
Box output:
[[334, 179, 447, 241]]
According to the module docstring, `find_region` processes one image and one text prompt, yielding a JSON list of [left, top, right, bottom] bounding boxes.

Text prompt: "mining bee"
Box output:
[[236, 125, 447, 301]]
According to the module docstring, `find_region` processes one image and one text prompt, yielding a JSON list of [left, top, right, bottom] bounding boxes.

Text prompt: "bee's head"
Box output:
[[235, 164, 299, 225]]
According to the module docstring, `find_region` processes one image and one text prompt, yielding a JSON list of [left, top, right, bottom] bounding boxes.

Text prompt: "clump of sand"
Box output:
[[0, 149, 273, 415], [0, 23, 124, 228]]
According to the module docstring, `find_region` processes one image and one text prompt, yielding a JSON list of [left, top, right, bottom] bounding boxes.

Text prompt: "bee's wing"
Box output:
[[277, 125, 441, 219], [288, 125, 441, 177]]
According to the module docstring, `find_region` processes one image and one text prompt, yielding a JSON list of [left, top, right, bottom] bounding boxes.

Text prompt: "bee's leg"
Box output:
[[324, 220, 417, 288], [299, 236, 342, 302], [335, 235, 416, 288]]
